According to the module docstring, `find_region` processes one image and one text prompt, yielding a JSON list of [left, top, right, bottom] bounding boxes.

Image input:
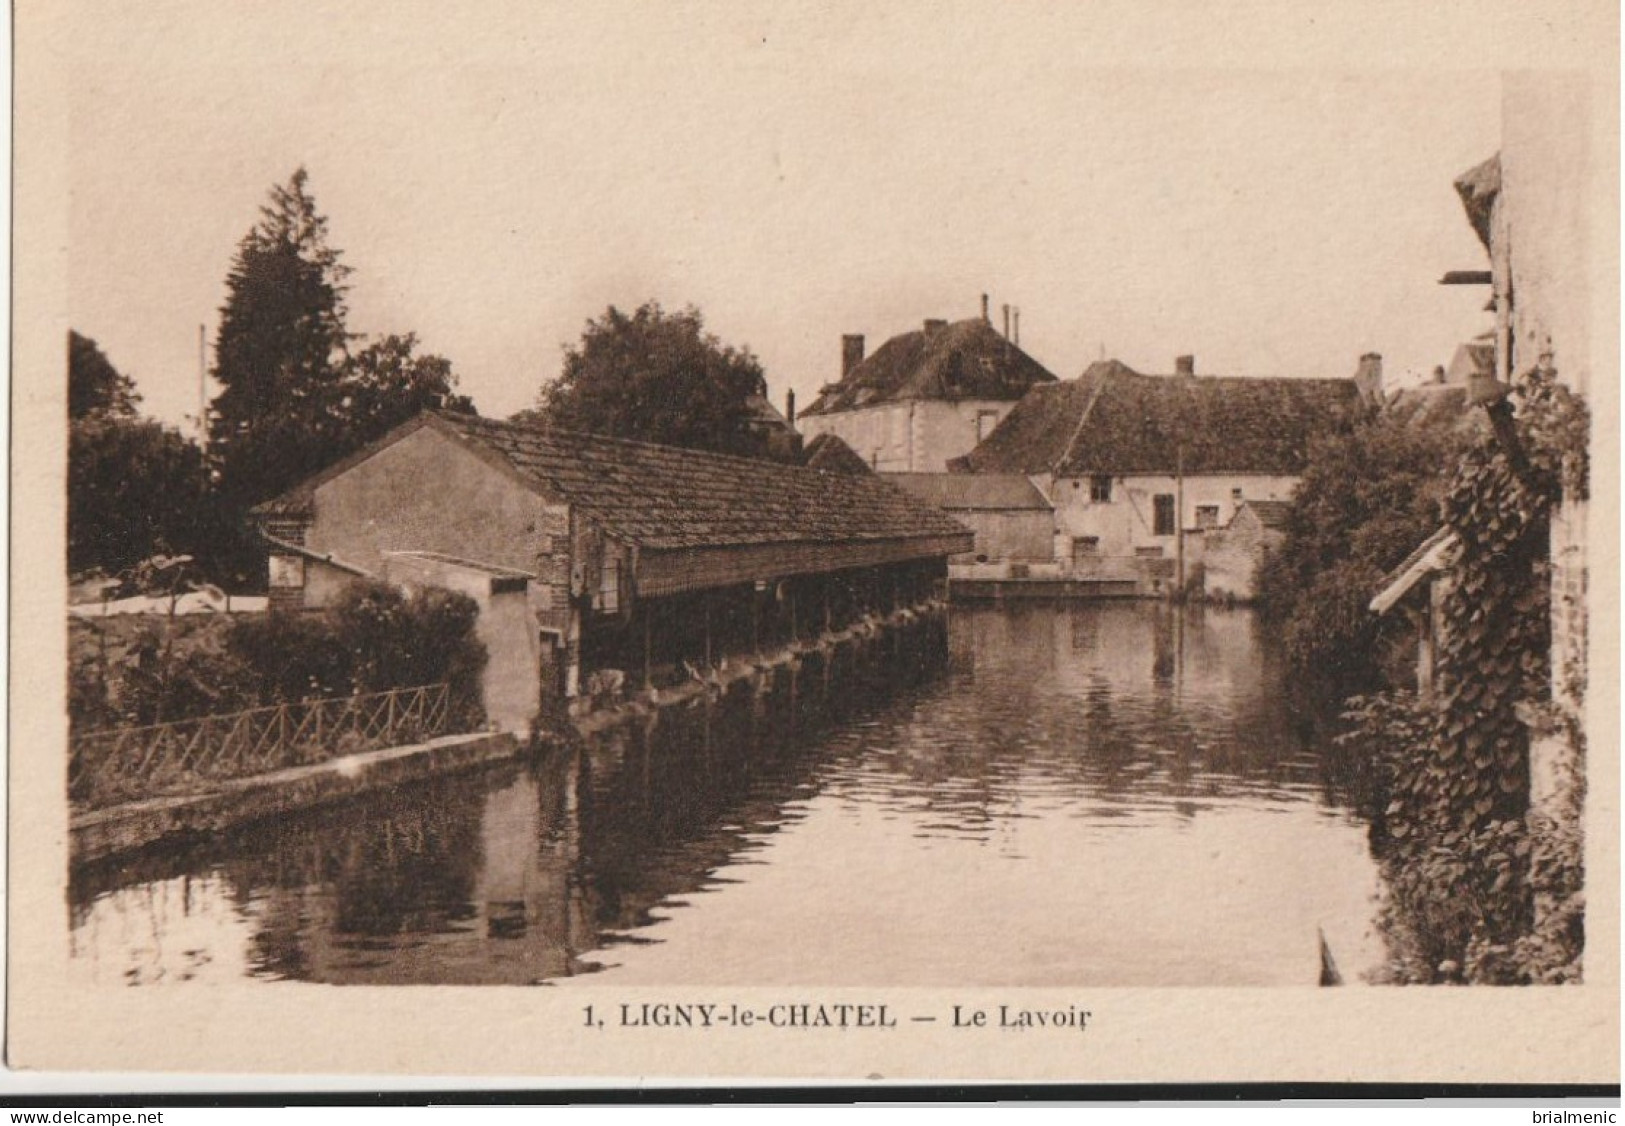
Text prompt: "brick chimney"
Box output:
[[981, 293, 990, 323], [1354, 352, 1383, 402], [841, 334, 865, 378], [786, 388, 796, 425], [1175, 355, 1195, 376], [924, 318, 948, 337]]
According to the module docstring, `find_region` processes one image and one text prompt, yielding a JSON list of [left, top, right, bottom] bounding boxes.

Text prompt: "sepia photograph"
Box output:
[[8, 0, 1619, 1090]]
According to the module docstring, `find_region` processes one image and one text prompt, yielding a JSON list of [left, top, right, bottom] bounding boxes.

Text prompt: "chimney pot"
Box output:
[[1001, 304, 1011, 340], [786, 388, 796, 425], [1175, 355, 1195, 376], [981, 293, 990, 323], [1354, 352, 1384, 402], [841, 334, 865, 378]]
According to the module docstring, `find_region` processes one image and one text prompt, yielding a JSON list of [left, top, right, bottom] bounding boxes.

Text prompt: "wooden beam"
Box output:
[[703, 593, 712, 668]]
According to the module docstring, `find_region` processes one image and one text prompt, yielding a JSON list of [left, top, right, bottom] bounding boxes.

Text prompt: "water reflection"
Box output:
[[70, 604, 1382, 987]]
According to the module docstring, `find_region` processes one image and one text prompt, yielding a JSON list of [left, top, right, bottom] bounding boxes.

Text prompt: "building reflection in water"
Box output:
[[69, 607, 1375, 986]]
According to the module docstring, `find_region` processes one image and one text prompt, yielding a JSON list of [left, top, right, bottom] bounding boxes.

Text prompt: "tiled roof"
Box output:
[[415, 413, 969, 551], [957, 360, 1362, 477], [1239, 499, 1292, 530], [744, 392, 795, 434], [883, 472, 1052, 512], [1382, 384, 1490, 437], [803, 432, 874, 475], [800, 317, 1057, 417]]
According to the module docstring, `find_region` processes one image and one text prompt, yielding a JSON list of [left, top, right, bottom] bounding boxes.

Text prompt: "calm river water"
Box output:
[[70, 603, 1384, 987]]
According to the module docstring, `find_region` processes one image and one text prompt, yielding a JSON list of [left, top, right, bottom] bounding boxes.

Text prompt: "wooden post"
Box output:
[[642, 605, 652, 690], [1175, 441, 1186, 599]]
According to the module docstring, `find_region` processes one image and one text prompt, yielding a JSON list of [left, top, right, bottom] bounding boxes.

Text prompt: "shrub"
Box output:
[[225, 611, 355, 704], [330, 579, 487, 721], [72, 579, 489, 731], [1257, 410, 1471, 694]]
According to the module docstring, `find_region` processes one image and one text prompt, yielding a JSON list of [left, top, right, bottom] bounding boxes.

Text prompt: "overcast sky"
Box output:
[[67, 2, 1520, 431]]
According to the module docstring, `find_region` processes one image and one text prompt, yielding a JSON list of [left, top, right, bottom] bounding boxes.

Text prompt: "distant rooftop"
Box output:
[[1239, 499, 1292, 530], [882, 472, 1053, 512], [803, 432, 874, 475], [957, 359, 1362, 477]]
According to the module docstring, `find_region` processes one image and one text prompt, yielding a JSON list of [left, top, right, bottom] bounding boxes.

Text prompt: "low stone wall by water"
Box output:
[[569, 598, 948, 736], [71, 730, 522, 864]]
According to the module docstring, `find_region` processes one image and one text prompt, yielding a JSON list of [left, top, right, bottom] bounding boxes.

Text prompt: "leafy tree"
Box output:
[[69, 413, 212, 577], [69, 331, 141, 419], [67, 334, 212, 578], [533, 302, 771, 457], [340, 333, 474, 444], [1256, 409, 1475, 692]]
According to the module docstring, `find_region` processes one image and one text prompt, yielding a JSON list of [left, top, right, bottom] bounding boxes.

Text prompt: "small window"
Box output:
[[1153, 494, 1176, 536], [1195, 505, 1221, 529], [1090, 475, 1113, 502], [598, 560, 619, 614], [268, 555, 305, 589], [976, 410, 1000, 442], [1071, 536, 1100, 561], [1231, 487, 1244, 502]]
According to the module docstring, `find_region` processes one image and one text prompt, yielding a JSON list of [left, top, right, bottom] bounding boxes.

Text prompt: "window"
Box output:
[[598, 560, 619, 614], [1071, 536, 1100, 561], [1195, 505, 1220, 529], [1153, 494, 1176, 536], [976, 410, 1000, 442], [1231, 487, 1244, 502], [268, 555, 305, 589], [1090, 475, 1113, 502]]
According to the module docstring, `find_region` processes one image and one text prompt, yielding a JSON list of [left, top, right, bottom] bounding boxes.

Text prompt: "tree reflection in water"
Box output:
[[70, 607, 1379, 986]]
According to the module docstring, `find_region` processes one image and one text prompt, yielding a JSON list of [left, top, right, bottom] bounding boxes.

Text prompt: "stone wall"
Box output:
[[798, 398, 1020, 472]]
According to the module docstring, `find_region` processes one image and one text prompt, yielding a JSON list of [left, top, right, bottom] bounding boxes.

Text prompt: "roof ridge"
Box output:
[[1052, 372, 1114, 476], [442, 410, 813, 475]]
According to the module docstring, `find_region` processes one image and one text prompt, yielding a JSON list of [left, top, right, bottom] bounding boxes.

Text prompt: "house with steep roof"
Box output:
[[254, 411, 971, 732], [955, 354, 1369, 596], [796, 303, 1058, 472]]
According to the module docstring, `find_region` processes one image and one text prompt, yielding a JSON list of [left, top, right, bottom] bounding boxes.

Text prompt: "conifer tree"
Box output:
[[209, 167, 354, 514]]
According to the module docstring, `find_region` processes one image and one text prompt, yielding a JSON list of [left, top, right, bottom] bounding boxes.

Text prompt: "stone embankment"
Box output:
[[71, 730, 521, 864]]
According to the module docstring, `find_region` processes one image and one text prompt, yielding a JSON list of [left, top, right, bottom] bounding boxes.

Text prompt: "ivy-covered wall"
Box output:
[[1344, 365, 1588, 984]]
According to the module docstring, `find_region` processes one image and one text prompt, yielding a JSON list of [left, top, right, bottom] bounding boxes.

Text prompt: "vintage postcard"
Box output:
[[8, 0, 1620, 1090]]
